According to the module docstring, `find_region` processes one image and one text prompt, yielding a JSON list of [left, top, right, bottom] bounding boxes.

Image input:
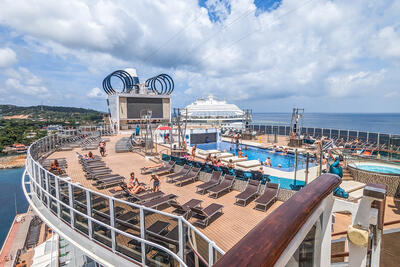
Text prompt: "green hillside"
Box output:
[[0, 105, 105, 153], [0, 104, 104, 122]]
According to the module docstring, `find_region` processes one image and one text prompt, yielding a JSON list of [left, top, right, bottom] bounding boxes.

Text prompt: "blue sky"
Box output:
[[0, 0, 399, 113]]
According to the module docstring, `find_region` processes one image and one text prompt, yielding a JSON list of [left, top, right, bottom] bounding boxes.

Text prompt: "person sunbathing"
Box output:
[[141, 163, 164, 171], [205, 153, 212, 164], [227, 159, 234, 168], [88, 151, 95, 160], [211, 156, 218, 165], [49, 160, 61, 174], [215, 159, 223, 167], [127, 172, 145, 194]]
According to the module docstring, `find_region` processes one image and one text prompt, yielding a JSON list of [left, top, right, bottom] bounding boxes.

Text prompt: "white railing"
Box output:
[[23, 134, 224, 267]]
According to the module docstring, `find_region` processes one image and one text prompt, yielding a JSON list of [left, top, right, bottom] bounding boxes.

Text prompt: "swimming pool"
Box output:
[[352, 164, 400, 175], [268, 176, 305, 190], [197, 141, 313, 171]]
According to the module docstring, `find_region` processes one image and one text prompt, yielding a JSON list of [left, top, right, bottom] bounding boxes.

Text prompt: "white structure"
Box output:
[[181, 95, 247, 129], [106, 68, 172, 133]]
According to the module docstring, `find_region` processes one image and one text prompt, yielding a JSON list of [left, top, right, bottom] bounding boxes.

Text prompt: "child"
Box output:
[[150, 174, 160, 192]]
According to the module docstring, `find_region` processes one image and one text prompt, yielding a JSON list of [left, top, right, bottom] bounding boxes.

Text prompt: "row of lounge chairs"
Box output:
[[77, 152, 125, 189], [162, 164, 279, 212], [195, 170, 280, 211], [161, 154, 271, 183], [108, 182, 224, 227], [166, 165, 201, 186], [40, 157, 68, 176]]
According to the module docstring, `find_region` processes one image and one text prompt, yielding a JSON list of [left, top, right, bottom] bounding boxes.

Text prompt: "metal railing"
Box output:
[[250, 124, 400, 146], [23, 133, 224, 267]]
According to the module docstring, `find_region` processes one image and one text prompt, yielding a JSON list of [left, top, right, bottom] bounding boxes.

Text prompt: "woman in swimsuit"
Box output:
[[150, 174, 160, 192], [127, 172, 145, 194]]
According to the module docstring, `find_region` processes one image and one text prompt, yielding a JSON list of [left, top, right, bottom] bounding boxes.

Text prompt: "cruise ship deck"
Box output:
[[48, 134, 282, 251], [46, 134, 400, 253], [21, 129, 400, 267]]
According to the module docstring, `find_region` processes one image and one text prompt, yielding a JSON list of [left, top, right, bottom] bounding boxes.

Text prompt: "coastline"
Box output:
[[0, 155, 26, 169]]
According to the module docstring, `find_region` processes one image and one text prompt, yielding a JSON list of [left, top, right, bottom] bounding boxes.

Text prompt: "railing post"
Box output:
[[109, 198, 116, 252], [178, 217, 184, 261], [209, 241, 215, 266], [140, 207, 146, 265], [316, 195, 334, 266], [68, 183, 75, 228], [45, 172, 50, 206], [54, 176, 61, 218], [86, 190, 93, 239]]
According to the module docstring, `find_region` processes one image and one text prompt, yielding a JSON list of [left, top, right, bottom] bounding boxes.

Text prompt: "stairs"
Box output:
[[342, 168, 353, 181]]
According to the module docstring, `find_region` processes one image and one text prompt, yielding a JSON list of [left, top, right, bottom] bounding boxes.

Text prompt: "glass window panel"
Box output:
[[315, 128, 322, 137], [369, 133, 378, 143], [331, 129, 339, 138], [322, 129, 331, 137]]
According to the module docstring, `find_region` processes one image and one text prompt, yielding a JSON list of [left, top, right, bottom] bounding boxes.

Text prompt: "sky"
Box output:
[[0, 0, 399, 113]]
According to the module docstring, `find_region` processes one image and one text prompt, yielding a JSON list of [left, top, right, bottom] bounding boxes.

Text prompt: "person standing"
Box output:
[[135, 125, 140, 136], [191, 144, 197, 160], [99, 141, 106, 157], [150, 174, 160, 192], [264, 157, 272, 167]]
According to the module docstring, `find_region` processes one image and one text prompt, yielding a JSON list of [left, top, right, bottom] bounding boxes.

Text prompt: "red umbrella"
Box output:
[[158, 126, 171, 131]]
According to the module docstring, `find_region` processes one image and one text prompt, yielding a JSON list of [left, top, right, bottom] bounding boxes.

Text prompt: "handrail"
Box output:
[[24, 133, 225, 266], [214, 173, 341, 267], [23, 169, 187, 267]]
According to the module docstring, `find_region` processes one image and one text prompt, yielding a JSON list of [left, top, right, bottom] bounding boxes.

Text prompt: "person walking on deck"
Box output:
[[99, 141, 106, 157]]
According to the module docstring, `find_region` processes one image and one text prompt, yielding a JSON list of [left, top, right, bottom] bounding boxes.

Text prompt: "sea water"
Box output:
[[0, 168, 29, 248], [253, 113, 400, 134]]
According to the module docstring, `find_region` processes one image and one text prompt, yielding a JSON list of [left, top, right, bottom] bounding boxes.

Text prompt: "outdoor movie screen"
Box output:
[[127, 97, 164, 119]]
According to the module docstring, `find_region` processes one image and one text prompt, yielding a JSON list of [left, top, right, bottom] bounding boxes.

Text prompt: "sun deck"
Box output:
[[48, 134, 281, 251], [47, 134, 400, 252]]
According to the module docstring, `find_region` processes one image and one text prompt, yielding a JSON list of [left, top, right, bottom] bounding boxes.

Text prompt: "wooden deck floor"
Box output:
[[48, 134, 400, 252], [49, 135, 280, 251]]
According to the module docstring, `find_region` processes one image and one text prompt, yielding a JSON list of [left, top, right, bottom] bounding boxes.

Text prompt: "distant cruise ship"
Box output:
[[181, 95, 249, 129]]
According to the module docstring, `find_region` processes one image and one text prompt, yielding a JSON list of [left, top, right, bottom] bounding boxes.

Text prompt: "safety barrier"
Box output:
[[23, 134, 224, 266]]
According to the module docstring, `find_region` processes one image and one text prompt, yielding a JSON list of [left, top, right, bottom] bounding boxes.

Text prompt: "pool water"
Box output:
[[268, 176, 305, 190], [355, 164, 400, 175], [197, 141, 314, 171]]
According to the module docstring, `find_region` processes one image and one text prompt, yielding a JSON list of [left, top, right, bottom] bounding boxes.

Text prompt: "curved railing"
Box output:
[[23, 133, 224, 266]]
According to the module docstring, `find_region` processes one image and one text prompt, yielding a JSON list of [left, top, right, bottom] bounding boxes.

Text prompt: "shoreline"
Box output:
[[0, 155, 26, 169]]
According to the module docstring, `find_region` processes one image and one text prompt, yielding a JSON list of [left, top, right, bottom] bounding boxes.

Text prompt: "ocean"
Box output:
[[252, 113, 400, 134], [0, 168, 29, 248]]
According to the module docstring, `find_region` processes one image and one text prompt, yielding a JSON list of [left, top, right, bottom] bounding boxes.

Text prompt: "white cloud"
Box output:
[[4, 67, 49, 95], [87, 87, 106, 99], [0, 0, 399, 111], [0, 47, 17, 68], [371, 26, 400, 58], [326, 70, 386, 98]]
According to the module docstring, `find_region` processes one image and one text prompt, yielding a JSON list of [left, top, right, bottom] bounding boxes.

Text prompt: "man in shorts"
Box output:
[[99, 141, 106, 157]]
